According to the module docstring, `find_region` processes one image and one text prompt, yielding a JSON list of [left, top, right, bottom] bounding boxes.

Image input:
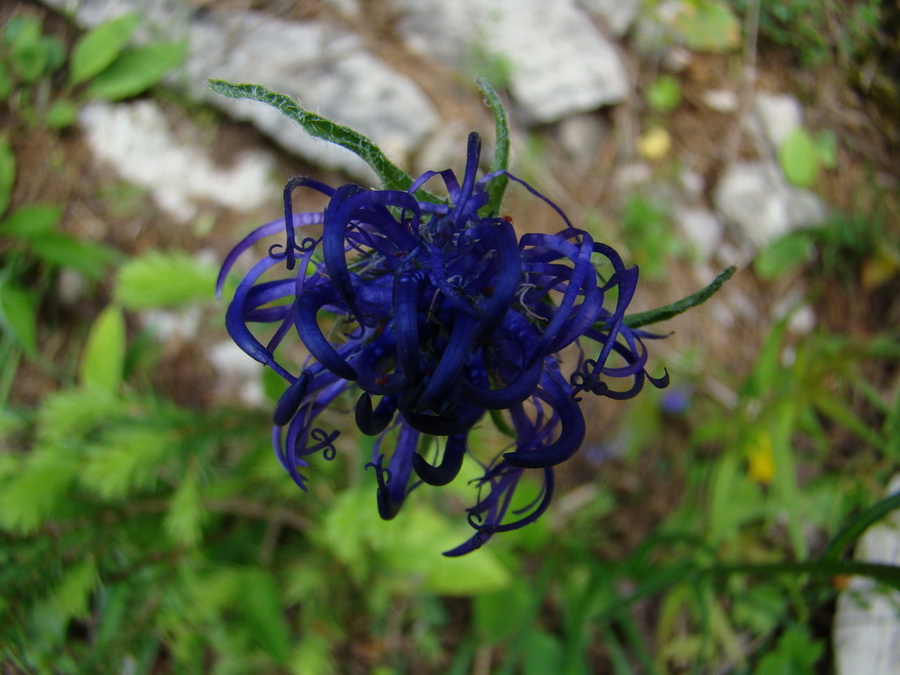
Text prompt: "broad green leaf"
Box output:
[[80, 305, 126, 392], [0, 281, 38, 356], [115, 251, 220, 309], [209, 79, 439, 201], [237, 568, 291, 663], [779, 127, 820, 187], [0, 136, 15, 216], [814, 130, 838, 169], [291, 634, 335, 675], [753, 232, 814, 280], [0, 203, 61, 239], [9, 18, 48, 82], [476, 77, 510, 212], [86, 42, 185, 101], [28, 231, 118, 277], [69, 14, 140, 86], [52, 558, 99, 621], [622, 266, 736, 329], [474, 585, 531, 641]]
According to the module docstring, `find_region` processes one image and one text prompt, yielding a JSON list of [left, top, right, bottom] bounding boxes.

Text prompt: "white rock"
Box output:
[[208, 340, 266, 407], [79, 100, 276, 222], [577, 0, 641, 36], [673, 206, 723, 262], [713, 161, 828, 250], [834, 475, 900, 675], [754, 92, 803, 148], [558, 113, 608, 167], [393, 0, 629, 123], [702, 89, 739, 113]]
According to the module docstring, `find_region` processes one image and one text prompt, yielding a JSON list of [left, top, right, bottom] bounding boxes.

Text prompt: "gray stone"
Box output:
[[713, 161, 828, 250], [393, 0, 629, 123], [41, 1, 439, 181], [673, 206, 723, 263], [577, 0, 640, 36], [834, 475, 900, 675], [557, 113, 608, 168], [754, 91, 803, 148], [78, 100, 276, 222]]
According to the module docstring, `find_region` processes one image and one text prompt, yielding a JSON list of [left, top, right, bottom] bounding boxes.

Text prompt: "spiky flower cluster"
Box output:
[[218, 132, 668, 555]]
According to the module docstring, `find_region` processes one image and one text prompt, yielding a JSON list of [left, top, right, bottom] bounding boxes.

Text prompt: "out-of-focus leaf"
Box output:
[[237, 568, 291, 663], [674, 1, 741, 52], [81, 426, 173, 499], [115, 251, 221, 309], [0, 63, 12, 100], [645, 75, 682, 113], [523, 630, 564, 675], [0, 281, 38, 356], [86, 42, 185, 101], [164, 465, 204, 546], [28, 232, 118, 277], [0, 136, 15, 216], [69, 14, 140, 85], [45, 99, 79, 129], [779, 127, 820, 187], [52, 558, 99, 621], [80, 305, 126, 393], [0, 449, 79, 532], [0, 204, 61, 238], [753, 232, 815, 280]]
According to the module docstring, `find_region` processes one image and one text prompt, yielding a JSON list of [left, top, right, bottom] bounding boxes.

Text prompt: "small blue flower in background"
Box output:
[[218, 131, 670, 555]]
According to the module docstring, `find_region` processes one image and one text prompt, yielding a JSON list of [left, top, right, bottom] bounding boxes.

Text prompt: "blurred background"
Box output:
[[1, 0, 897, 673]]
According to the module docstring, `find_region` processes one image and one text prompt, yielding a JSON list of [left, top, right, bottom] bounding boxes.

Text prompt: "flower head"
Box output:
[[218, 132, 668, 555]]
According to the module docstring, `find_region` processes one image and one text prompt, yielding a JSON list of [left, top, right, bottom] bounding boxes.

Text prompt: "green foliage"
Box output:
[[115, 250, 223, 308], [620, 194, 685, 279], [69, 14, 140, 86], [645, 75, 682, 113], [0, 280, 38, 356], [85, 42, 185, 101], [753, 231, 815, 280], [0, 136, 14, 216], [672, 0, 741, 52], [79, 305, 126, 392], [729, 0, 884, 67]]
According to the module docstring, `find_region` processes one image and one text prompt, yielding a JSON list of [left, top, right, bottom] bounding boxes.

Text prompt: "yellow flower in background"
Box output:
[[747, 431, 775, 485], [638, 127, 672, 161]]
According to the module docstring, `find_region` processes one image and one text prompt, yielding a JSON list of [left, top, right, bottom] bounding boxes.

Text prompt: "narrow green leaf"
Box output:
[[69, 14, 140, 85], [0, 281, 38, 356], [0, 136, 15, 217], [623, 266, 736, 329], [86, 42, 184, 101], [476, 77, 510, 212], [209, 79, 439, 201], [0, 204, 62, 239], [813, 393, 887, 452], [80, 305, 126, 393], [753, 232, 814, 280], [820, 490, 900, 562], [115, 250, 220, 309], [779, 127, 820, 187]]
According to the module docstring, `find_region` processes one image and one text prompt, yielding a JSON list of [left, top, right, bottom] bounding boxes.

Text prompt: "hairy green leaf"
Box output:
[[51, 558, 99, 621], [81, 426, 174, 499], [623, 266, 736, 329], [0, 450, 79, 532], [209, 79, 439, 201], [164, 465, 204, 546], [476, 77, 510, 213], [69, 14, 141, 85]]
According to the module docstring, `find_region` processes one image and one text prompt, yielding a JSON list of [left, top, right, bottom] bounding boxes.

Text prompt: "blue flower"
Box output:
[[218, 132, 668, 555]]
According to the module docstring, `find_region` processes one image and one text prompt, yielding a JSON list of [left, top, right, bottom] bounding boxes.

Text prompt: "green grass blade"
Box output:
[[819, 490, 900, 562]]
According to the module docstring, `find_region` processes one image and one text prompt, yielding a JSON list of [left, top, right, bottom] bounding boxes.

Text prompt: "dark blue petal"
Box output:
[[273, 371, 312, 426], [413, 433, 466, 486]]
